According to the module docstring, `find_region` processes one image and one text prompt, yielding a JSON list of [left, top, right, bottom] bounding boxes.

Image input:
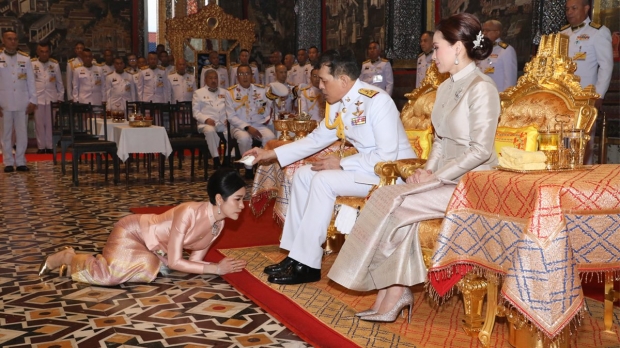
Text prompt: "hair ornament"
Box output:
[[473, 31, 484, 49]]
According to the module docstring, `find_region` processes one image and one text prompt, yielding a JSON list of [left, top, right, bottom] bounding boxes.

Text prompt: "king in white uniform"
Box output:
[[32, 43, 65, 153], [193, 69, 228, 168], [0, 30, 37, 171]]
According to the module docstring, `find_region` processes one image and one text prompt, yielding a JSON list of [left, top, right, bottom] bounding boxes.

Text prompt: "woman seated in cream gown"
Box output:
[[38, 169, 248, 285], [328, 13, 500, 323]]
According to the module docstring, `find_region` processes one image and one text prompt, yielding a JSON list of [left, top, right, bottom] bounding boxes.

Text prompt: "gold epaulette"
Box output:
[[50, 58, 58, 63], [254, 84, 265, 88], [31, 57, 38, 62], [498, 41, 509, 49], [231, 63, 240, 67], [560, 24, 570, 31], [293, 63, 299, 66], [68, 57, 75, 62], [106, 71, 114, 75], [358, 88, 379, 98], [140, 66, 149, 70], [168, 71, 176, 75], [362, 59, 371, 64], [18, 50, 29, 57], [589, 22, 602, 29], [250, 62, 257, 67], [73, 63, 83, 69], [95, 62, 104, 66], [417, 52, 424, 58], [381, 58, 389, 62], [227, 84, 237, 90], [157, 65, 165, 70]]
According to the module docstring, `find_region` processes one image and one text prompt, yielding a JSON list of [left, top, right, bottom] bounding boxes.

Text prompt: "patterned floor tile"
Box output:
[[0, 159, 310, 348]]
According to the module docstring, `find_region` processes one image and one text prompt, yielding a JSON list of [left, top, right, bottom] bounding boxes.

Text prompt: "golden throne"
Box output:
[[374, 33, 599, 347], [323, 62, 449, 253]]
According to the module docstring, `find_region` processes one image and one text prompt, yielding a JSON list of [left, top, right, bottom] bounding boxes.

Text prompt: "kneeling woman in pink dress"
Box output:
[[38, 169, 248, 285]]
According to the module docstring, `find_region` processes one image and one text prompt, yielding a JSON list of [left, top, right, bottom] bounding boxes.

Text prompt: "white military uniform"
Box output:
[[286, 63, 307, 86], [100, 63, 114, 76], [298, 62, 313, 82], [168, 72, 196, 103], [273, 80, 416, 269], [416, 51, 433, 88], [0, 50, 37, 167], [264, 64, 276, 85], [476, 38, 517, 92], [269, 82, 295, 115], [136, 66, 171, 103], [200, 65, 229, 89], [105, 71, 136, 113], [560, 17, 613, 97], [72, 65, 104, 105], [360, 58, 394, 96], [225, 83, 276, 167], [229, 63, 260, 86], [65, 57, 83, 101], [192, 86, 228, 159], [32, 57, 65, 150], [296, 83, 324, 122], [163, 65, 175, 76]]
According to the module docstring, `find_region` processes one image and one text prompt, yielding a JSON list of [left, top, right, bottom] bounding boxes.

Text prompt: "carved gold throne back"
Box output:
[[401, 62, 450, 130]]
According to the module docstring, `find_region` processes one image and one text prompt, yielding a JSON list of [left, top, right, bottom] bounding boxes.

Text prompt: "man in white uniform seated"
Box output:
[[296, 67, 325, 122], [193, 69, 228, 169], [244, 50, 416, 284]]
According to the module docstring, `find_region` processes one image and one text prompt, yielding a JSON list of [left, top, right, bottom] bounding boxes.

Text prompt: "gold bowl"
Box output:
[[289, 120, 318, 140], [273, 119, 293, 141]]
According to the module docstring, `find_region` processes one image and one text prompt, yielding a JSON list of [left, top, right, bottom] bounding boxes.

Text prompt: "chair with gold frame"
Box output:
[[376, 33, 599, 347]]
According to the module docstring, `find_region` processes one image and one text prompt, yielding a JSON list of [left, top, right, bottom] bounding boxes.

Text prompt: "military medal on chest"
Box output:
[[351, 100, 366, 125]]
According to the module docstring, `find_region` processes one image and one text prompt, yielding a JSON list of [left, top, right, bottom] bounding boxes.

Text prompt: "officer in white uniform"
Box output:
[[168, 58, 196, 103], [0, 29, 37, 172], [136, 52, 171, 103], [229, 49, 260, 85], [561, 0, 613, 164], [477, 20, 517, 92], [416, 31, 434, 88], [72, 49, 104, 105], [270, 64, 295, 115], [193, 69, 228, 168], [32, 42, 65, 153], [245, 50, 416, 284], [100, 49, 115, 76], [297, 48, 313, 82], [263, 50, 282, 85], [225, 64, 277, 178], [284, 53, 307, 86], [159, 51, 175, 75], [124, 53, 140, 84], [66, 41, 85, 101], [296, 67, 324, 122], [199, 51, 229, 89], [105, 57, 136, 113], [360, 42, 394, 95]]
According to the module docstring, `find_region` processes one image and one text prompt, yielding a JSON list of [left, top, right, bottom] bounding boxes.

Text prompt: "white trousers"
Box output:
[[2, 110, 28, 166], [231, 125, 275, 168], [200, 123, 227, 158], [34, 103, 53, 149], [280, 165, 373, 269]]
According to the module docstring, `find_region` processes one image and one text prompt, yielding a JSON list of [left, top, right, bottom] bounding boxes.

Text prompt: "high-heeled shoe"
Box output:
[[360, 287, 413, 323], [354, 309, 377, 317], [38, 247, 73, 277]]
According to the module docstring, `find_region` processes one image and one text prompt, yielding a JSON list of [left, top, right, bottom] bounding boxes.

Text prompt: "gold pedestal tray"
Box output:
[[289, 120, 318, 140], [129, 120, 153, 127], [273, 119, 293, 141]]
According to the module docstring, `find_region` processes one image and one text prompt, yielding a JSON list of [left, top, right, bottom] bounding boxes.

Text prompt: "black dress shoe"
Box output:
[[4, 166, 14, 173], [268, 262, 321, 285], [37, 149, 45, 154], [264, 257, 298, 275], [46, 149, 54, 154], [16, 166, 29, 172]]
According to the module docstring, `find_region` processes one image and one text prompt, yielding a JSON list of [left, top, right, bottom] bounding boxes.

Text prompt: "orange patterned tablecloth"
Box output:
[[250, 140, 353, 223], [429, 165, 620, 338]]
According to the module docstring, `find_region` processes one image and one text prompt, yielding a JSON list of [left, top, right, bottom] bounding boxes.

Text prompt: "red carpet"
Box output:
[[0, 153, 73, 163], [128, 203, 357, 347]]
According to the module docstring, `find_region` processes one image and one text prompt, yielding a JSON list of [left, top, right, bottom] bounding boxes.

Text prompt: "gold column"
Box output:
[[457, 272, 488, 336]]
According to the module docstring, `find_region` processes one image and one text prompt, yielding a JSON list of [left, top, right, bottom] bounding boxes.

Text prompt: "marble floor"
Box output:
[[0, 157, 309, 348]]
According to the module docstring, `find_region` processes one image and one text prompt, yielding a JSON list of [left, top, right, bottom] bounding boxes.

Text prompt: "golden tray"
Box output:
[[129, 120, 152, 127], [112, 119, 126, 123], [494, 165, 594, 174]]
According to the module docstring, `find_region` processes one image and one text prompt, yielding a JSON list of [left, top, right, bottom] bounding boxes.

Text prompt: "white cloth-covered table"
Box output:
[[92, 118, 128, 141], [112, 124, 172, 162]]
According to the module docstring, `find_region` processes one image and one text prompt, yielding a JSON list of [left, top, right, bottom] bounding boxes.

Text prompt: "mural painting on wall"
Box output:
[[246, 0, 296, 70], [324, 0, 387, 66], [0, 0, 132, 71], [441, 0, 534, 70]]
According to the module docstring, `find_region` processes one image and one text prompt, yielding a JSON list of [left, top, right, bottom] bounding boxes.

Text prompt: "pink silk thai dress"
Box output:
[[70, 202, 224, 285]]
